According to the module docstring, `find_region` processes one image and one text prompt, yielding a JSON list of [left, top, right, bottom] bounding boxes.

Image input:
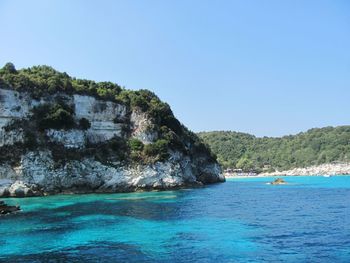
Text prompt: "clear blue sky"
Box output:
[[0, 0, 349, 137]]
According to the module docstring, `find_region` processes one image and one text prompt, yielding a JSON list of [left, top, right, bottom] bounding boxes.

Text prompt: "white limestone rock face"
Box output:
[[0, 89, 130, 148], [0, 88, 224, 197], [0, 149, 223, 197], [86, 122, 124, 144], [74, 95, 126, 121], [46, 129, 86, 149], [7, 181, 42, 197], [74, 95, 126, 143], [0, 89, 29, 147], [0, 129, 24, 147], [0, 179, 42, 197], [0, 89, 34, 128], [18, 151, 55, 188], [130, 110, 158, 144]]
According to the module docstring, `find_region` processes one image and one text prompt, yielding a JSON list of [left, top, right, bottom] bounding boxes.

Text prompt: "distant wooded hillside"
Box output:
[[198, 126, 350, 172]]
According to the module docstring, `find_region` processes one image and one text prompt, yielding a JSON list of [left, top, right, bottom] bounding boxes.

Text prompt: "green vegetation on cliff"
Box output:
[[0, 62, 216, 165], [199, 127, 350, 172]]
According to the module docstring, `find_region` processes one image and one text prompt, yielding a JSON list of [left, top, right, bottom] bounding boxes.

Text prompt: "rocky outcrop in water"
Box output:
[[0, 85, 224, 197], [269, 178, 287, 185], [0, 200, 20, 214], [0, 149, 223, 197]]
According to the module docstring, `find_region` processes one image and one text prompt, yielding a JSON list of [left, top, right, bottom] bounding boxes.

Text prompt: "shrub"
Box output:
[[79, 118, 91, 130], [0, 63, 121, 102], [159, 126, 184, 151], [24, 131, 37, 149], [1, 63, 17, 74], [160, 115, 182, 134], [128, 138, 144, 152], [108, 137, 128, 152], [41, 108, 75, 130], [143, 139, 169, 160], [33, 103, 75, 130], [107, 137, 129, 160], [130, 94, 149, 111]]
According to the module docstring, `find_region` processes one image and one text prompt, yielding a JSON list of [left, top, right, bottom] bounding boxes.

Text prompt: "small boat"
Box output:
[[323, 175, 331, 178]]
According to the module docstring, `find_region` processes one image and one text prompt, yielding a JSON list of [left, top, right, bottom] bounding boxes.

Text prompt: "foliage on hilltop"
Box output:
[[198, 126, 350, 172]]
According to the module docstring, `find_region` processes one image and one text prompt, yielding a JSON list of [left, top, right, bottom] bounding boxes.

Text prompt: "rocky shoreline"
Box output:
[[223, 163, 350, 178], [0, 150, 224, 198], [260, 163, 350, 176]]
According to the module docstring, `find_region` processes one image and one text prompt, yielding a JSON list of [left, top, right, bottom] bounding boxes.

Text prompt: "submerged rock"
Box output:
[[0, 200, 20, 215]]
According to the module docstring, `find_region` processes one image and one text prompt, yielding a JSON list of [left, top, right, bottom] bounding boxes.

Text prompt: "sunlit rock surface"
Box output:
[[0, 88, 224, 197]]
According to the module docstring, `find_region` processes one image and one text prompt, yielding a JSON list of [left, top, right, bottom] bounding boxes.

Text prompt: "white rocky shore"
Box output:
[[260, 163, 350, 176], [0, 150, 224, 197]]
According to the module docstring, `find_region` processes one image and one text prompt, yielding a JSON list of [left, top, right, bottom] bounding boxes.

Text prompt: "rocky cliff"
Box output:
[[0, 64, 224, 197]]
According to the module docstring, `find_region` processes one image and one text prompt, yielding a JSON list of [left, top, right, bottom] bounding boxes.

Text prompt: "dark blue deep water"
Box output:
[[1, 176, 350, 262]]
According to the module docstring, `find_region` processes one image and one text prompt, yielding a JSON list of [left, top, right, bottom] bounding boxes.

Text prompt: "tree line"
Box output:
[[199, 126, 350, 172]]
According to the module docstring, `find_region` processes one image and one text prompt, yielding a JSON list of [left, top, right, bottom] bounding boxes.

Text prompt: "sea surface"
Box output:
[[1, 176, 350, 262]]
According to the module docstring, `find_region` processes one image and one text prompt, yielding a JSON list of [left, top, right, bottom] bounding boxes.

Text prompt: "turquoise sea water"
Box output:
[[1, 176, 350, 262]]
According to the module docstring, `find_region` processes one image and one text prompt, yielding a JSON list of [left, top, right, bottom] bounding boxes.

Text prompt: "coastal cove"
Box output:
[[1, 176, 350, 262], [1, 1, 349, 262]]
